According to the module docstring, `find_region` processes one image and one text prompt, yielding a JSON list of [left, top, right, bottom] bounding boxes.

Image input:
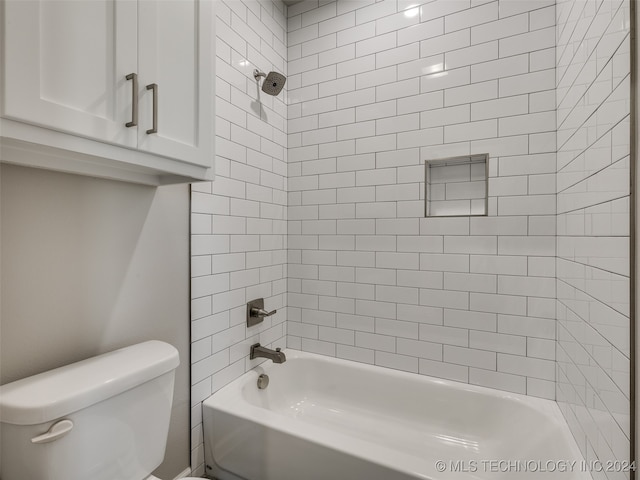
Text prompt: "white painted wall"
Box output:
[[0, 164, 191, 479]]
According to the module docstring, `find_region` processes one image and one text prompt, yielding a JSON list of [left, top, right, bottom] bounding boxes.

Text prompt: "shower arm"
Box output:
[[253, 69, 267, 81]]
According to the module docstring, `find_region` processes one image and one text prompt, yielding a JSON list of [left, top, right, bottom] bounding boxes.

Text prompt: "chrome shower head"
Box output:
[[253, 69, 286, 96]]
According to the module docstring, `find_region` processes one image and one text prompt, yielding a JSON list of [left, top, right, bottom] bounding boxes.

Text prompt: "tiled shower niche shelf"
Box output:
[[425, 154, 489, 217]]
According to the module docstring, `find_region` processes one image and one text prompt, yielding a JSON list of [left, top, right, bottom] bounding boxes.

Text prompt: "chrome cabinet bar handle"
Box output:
[[125, 73, 138, 127], [146, 83, 158, 134]]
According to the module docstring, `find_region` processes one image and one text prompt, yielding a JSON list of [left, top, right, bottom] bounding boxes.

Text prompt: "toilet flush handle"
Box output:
[[31, 419, 74, 444]]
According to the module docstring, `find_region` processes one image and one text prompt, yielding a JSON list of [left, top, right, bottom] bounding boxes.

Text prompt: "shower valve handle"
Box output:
[[250, 307, 277, 318]]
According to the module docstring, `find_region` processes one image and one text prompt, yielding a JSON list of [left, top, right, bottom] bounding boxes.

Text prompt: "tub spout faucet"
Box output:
[[250, 343, 286, 364]]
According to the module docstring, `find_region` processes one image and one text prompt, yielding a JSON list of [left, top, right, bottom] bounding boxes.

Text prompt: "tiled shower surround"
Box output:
[[555, 0, 631, 473], [190, 0, 632, 476], [189, 0, 288, 474], [287, 0, 558, 396]]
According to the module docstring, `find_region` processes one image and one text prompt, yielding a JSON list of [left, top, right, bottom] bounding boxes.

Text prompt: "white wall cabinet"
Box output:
[[0, 0, 214, 185]]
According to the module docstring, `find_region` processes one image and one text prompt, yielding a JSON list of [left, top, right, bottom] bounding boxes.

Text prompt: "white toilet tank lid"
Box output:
[[0, 340, 179, 426]]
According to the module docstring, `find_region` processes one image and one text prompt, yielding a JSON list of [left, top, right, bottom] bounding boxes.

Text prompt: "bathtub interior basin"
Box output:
[[203, 349, 591, 480]]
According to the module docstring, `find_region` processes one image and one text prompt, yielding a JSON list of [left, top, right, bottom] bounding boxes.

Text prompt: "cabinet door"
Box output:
[[137, 0, 213, 168], [2, 0, 138, 148]]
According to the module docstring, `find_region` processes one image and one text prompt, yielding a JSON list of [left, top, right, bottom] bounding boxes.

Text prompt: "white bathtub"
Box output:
[[202, 350, 591, 480]]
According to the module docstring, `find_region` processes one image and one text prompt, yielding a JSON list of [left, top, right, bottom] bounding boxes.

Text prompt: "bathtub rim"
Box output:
[[203, 349, 590, 480]]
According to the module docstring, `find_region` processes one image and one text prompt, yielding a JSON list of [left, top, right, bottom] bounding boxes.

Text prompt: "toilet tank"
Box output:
[[0, 341, 180, 480]]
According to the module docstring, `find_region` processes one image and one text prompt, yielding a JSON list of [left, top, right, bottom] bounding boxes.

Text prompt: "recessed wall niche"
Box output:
[[424, 154, 489, 217]]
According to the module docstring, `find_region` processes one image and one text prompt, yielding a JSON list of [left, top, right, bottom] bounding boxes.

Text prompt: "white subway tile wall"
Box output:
[[189, 0, 633, 474], [287, 0, 557, 398], [189, 0, 287, 475], [555, 0, 631, 474]]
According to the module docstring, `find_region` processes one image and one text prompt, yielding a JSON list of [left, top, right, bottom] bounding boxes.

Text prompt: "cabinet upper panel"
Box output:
[[3, 0, 138, 148], [137, 0, 213, 168], [1, 0, 214, 184]]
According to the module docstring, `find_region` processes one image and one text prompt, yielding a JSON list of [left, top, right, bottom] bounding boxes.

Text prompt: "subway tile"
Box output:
[[499, 69, 555, 97], [375, 351, 419, 373], [471, 13, 528, 44], [444, 119, 497, 143], [376, 183, 420, 201], [319, 108, 356, 128], [376, 78, 421, 102], [356, 167, 397, 186], [356, 134, 397, 154], [421, 29, 470, 58], [444, 236, 496, 255], [469, 330, 526, 355], [376, 317, 419, 339], [319, 11, 356, 36], [397, 270, 444, 289], [499, 0, 554, 18], [419, 324, 468, 347], [397, 127, 443, 149], [376, 285, 419, 305], [497, 314, 555, 339], [337, 21, 376, 46], [419, 358, 469, 382], [397, 236, 443, 253], [288, 23, 319, 46], [376, 9, 420, 35], [302, 34, 337, 57], [420, 0, 472, 22], [498, 195, 556, 216], [337, 120, 375, 141], [397, 304, 443, 325], [421, 66, 471, 93], [337, 344, 375, 363], [337, 313, 375, 332], [469, 368, 526, 394], [355, 0, 397, 24], [527, 337, 555, 360], [397, 338, 442, 361], [469, 255, 527, 275], [444, 308, 496, 332], [499, 111, 556, 136], [445, 41, 498, 70], [444, 272, 497, 293], [337, 87, 376, 108], [301, 338, 336, 356], [420, 253, 470, 272], [421, 104, 470, 129], [498, 354, 555, 381], [471, 55, 529, 83], [470, 292, 526, 315], [355, 331, 396, 352], [499, 27, 555, 57], [445, 2, 498, 33], [498, 236, 555, 256], [398, 18, 444, 46], [356, 31, 397, 57], [319, 326, 355, 345], [444, 345, 496, 370], [301, 3, 337, 28], [377, 43, 420, 69], [337, 54, 376, 79], [420, 288, 469, 309]]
